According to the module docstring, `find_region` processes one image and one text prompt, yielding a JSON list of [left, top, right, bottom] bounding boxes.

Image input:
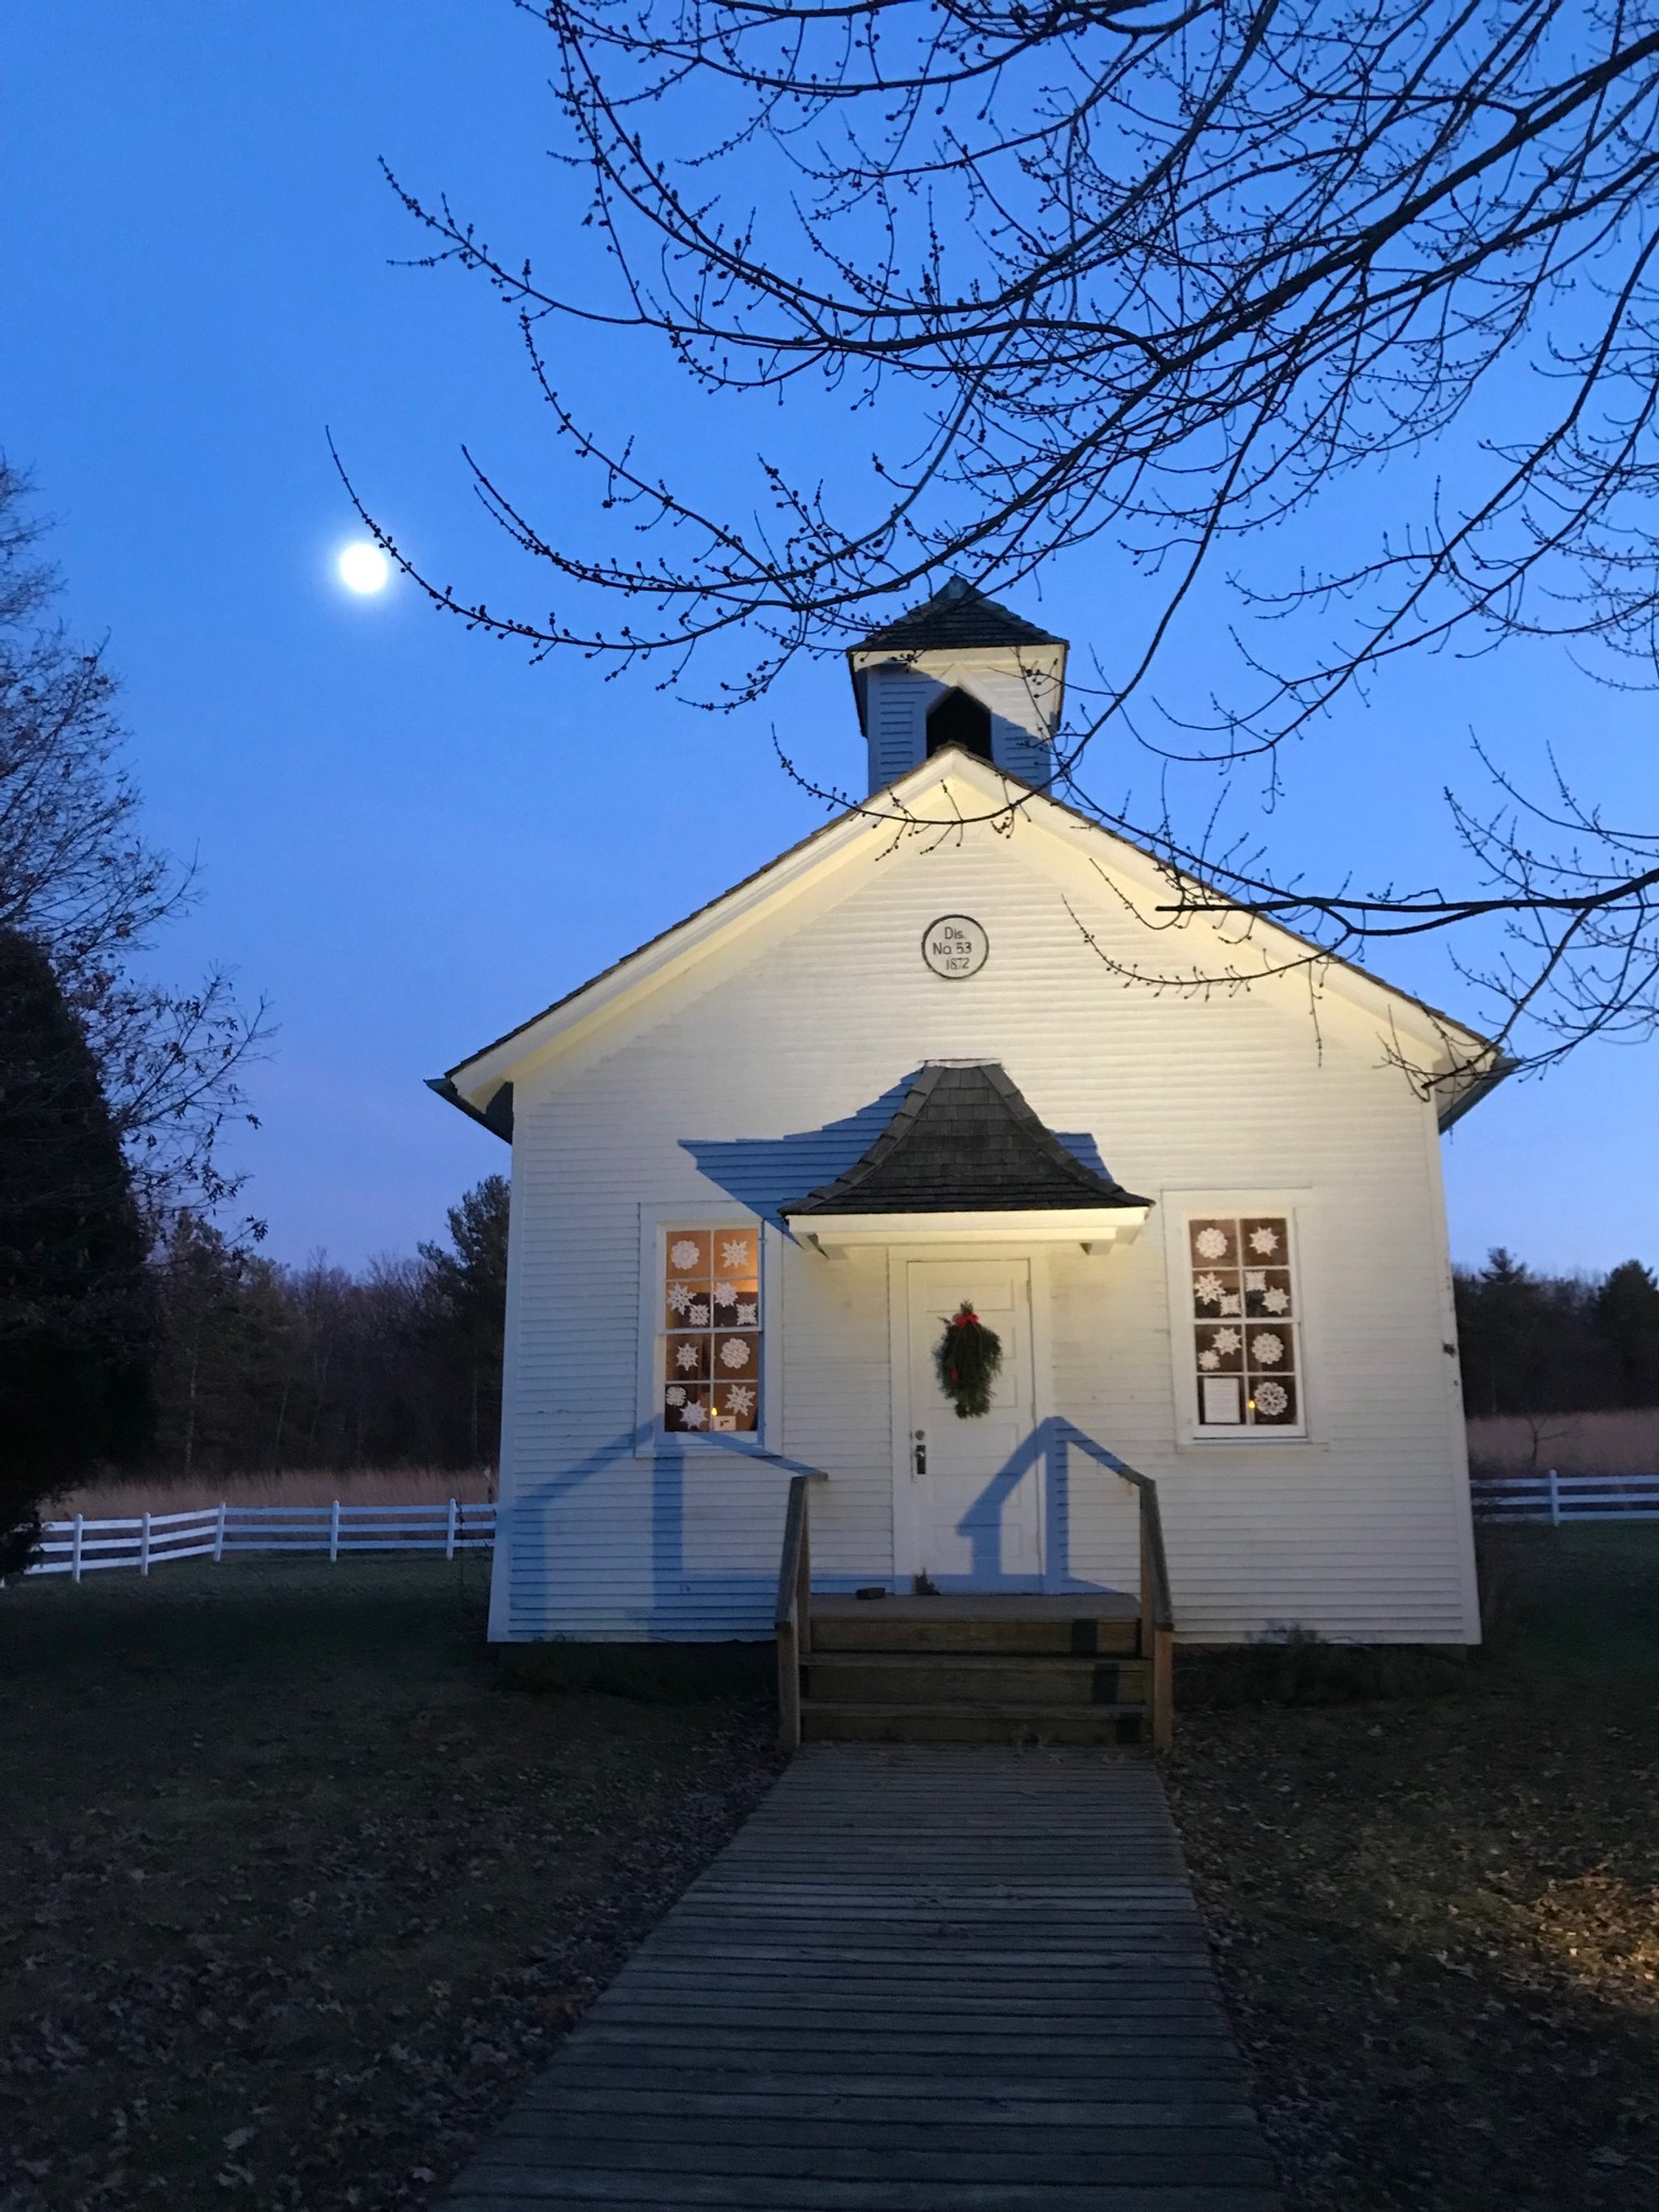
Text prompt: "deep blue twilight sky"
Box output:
[[4, 4, 1655, 1276]]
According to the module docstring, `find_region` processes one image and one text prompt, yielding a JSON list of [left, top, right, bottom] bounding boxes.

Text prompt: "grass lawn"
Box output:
[[0, 1556, 778, 2212], [1168, 1525, 1659, 2212], [5, 1532, 1656, 2212]]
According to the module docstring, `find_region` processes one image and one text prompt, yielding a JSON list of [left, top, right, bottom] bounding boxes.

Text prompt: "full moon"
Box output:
[[337, 541, 392, 595]]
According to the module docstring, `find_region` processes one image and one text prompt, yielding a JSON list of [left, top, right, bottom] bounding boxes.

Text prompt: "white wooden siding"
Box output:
[[492, 814, 1480, 1647]]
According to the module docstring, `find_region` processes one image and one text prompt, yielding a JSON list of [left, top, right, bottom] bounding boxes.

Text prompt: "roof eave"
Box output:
[[788, 1205, 1153, 1254], [1435, 1053, 1518, 1132]]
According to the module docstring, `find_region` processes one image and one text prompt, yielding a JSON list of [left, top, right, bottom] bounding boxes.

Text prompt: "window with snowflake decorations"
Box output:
[[662, 1228, 761, 1434], [1188, 1216, 1300, 1429]]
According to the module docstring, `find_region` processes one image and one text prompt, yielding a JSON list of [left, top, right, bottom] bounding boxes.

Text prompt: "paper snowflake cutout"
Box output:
[[1220, 1294, 1242, 1316], [724, 1383, 755, 1417], [667, 1283, 694, 1315], [1253, 1379, 1289, 1418], [1248, 1226, 1280, 1256], [1193, 1271, 1226, 1306], [1251, 1331, 1285, 1367], [736, 1301, 758, 1327], [718, 1336, 750, 1371], [1213, 1328, 1241, 1355], [713, 1280, 737, 1306], [675, 1342, 700, 1372], [1194, 1226, 1229, 1261], [679, 1398, 708, 1429], [670, 1238, 701, 1271], [1197, 1349, 1220, 1371], [1262, 1285, 1290, 1315], [1244, 1270, 1265, 1294], [665, 1387, 685, 1407], [720, 1238, 750, 1271], [688, 1301, 710, 1327]]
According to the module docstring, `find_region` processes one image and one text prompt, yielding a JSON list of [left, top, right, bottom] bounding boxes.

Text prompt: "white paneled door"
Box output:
[[902, 1258, 1040, 1588]]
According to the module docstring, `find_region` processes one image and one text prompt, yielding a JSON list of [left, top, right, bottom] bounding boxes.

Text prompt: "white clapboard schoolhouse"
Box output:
[[433, 579, 1502, 1737]]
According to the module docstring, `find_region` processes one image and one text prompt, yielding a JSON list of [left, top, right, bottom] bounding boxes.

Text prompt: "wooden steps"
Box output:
[[800, 1597, 1151, 1745]]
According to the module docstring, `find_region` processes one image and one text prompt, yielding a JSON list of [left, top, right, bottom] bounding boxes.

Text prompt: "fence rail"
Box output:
[[26, 1500, 497, 1579], [1471, 1469, 1659, 1524]]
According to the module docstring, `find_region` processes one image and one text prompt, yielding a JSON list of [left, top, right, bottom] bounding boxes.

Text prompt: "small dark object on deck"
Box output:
[[854, 1584, 889, 1601], [912, 1571, 941, 1596]]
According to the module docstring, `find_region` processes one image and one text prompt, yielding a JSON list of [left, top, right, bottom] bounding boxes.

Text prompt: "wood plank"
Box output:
[[438, 1745, 1281, 2212]]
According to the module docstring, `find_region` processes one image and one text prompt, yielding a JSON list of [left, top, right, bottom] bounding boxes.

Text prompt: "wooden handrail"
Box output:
[[1114, 1469, 1174, 1754], [1061, 1435, 1176, 1752], [774, 1473, 822, 1752]]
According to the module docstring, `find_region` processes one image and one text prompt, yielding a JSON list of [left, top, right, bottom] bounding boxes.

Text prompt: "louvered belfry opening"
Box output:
[[925, 686, 993, 762]]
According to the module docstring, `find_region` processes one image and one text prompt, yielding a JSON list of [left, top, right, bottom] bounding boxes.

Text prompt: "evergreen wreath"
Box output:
[[935, 1300, 1003, 1420]]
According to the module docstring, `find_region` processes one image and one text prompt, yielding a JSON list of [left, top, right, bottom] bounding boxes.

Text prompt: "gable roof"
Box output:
[[854, 577, 1060, 654], [434, 746, 1505, 1132], [784, 1063, 1150, 1217]]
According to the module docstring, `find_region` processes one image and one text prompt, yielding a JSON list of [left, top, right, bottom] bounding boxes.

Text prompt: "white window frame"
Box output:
[[634, 1203, 782, 1457], [1161, 1191, 1317, 1445]]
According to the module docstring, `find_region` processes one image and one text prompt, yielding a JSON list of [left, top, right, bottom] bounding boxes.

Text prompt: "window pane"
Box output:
[[1200, 1374, 1243, 1424], [713, 1229, 758, 1279], [1248, 1373, 1297, 1425], [1190, 1215, 1302, 1432], [1246, 1324, 1292, 1370], [712, 1380, 759, 1433], [1245, 1267, 1294, 1318], [1192, 1266, 1239, 1316], [1196, 1326, 1243, 1373], [667, 1332, 709, 1382], [663, 1384, 713, 1432], [1240, 1217, 1288, 1263], [666, 1231, 710, 1278], [1190, 1219, 1237, 1266], [662, 1228, 760, 1437]]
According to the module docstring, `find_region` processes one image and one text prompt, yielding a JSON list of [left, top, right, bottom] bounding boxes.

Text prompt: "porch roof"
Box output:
[[783, 1062, 1150, 1229]]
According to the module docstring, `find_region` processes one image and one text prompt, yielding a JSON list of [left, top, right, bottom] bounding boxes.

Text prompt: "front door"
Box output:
[[902, 1258, 1040, 1588]]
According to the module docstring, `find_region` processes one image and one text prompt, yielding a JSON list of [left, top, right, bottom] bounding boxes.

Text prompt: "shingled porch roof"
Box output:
[[783, 1064, 1150, 1220]]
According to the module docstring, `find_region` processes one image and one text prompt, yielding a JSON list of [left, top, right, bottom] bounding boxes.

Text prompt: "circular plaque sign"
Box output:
[[921, 913, 989, 980]]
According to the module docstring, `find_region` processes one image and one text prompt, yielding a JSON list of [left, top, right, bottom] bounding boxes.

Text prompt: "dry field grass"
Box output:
[[1466, 1406, 1659, 1473], [50, 1467, 496, 1518]]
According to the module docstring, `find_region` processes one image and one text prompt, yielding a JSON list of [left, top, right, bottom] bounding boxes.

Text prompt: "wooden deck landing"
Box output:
[[811, 1592, 1142, 1624], [443, 1746, 1280, 2211]]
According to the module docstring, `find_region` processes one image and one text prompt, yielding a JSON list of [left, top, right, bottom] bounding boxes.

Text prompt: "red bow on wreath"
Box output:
[[935, 1300, 1003, 1420]]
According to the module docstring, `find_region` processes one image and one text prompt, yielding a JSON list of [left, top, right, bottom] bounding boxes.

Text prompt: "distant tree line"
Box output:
[[146, 1177, 509, 1480], [1454, 1251, 1659, 1420]]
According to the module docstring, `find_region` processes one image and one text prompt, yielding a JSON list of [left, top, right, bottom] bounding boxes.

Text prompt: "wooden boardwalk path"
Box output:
[[444, 1746, 1280, 2211]]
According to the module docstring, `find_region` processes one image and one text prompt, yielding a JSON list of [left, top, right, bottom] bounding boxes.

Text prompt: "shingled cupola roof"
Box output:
[[783, 1065, 1150, 1248], [853, 576, 1061, 656]]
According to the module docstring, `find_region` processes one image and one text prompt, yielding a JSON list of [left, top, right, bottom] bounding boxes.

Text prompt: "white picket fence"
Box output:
[[26, 1499, 497, 1579], [1470, 1469, 1659, 1524]]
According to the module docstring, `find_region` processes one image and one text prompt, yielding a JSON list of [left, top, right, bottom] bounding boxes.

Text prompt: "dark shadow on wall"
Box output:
[[505, 1410, 1142, 1639], [509, 1424, 835, 1640], [942, 1416, 1140, 1596]]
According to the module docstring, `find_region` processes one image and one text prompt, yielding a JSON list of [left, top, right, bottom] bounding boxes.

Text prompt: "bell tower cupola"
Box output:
[[846, 577, 1066, 797]]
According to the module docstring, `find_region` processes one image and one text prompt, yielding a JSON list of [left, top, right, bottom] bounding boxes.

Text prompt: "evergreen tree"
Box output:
[[418, 1175, 509, 1466], [1594, 1261, 1659, 1409], [0, 930, 152, 1570]]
